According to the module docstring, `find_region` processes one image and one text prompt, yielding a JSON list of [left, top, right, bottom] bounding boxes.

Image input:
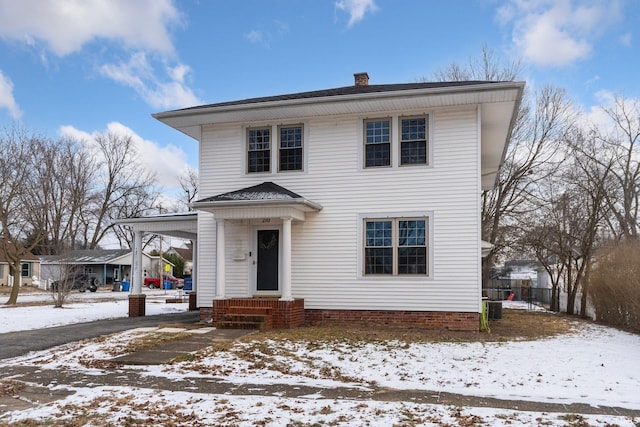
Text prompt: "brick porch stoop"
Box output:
[[210, 298, 305, 330]]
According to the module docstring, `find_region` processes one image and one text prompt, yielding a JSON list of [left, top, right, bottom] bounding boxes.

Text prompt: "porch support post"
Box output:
[[215, 219, 226, 299], [132, 230, 143, 294], [280, 217, 293, 301], [191, 238, 197, 293], [129, 230, 146, 317]]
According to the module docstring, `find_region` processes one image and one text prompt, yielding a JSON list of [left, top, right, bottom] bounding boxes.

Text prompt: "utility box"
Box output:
[[488, 300, 503, 320]]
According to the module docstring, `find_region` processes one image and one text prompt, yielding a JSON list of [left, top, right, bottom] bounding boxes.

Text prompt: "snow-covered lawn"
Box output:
[[1, 294, 639, 426]]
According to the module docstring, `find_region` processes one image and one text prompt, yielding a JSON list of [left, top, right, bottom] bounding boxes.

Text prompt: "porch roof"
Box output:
[[192, 182, 322, 220]]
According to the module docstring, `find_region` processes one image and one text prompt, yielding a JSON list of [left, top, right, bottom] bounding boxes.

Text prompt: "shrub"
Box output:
[[589, 240, 640, 333]]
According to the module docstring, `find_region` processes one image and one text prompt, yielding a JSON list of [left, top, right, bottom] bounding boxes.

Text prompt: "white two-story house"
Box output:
[[148, 73, 523, 330]]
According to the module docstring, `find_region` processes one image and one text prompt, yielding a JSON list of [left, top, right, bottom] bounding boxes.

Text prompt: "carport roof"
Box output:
[[114, 212, 198, 240]]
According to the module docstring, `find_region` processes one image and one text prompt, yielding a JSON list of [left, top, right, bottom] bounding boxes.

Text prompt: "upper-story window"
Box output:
[[247, 127, 271, 173], [364, 119, 391, 168], [400, 116, 428, 165], [279, 125, 303, 172]]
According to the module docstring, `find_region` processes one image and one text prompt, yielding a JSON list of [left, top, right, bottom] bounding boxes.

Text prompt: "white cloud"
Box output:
[[0, 0, 182, 56], [0, 70, 22, 119], [583, 90, 640, 135], [59, 122, 190, 191], [99, 52, 201, 109], [335, 0, 378, 28], [244, 30, 267, 45], [620, 32, 632, 47], [498, 0, 622, 67]]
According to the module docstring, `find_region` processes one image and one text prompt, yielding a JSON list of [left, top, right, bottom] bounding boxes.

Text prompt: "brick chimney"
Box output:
[[354, 72, 369, 86]]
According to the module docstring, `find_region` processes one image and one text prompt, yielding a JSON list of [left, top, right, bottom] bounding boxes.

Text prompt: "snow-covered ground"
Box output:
[[1, 292, 639, 426], [0, 288, 187, 333]]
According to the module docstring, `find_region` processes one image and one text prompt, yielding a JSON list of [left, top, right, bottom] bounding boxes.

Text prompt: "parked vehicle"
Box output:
[[144, 275, 180, 289], [51, 274, 98, 292]]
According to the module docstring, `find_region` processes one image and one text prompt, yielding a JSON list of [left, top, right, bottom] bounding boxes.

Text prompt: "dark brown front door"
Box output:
[[257, 229, 279, 291]]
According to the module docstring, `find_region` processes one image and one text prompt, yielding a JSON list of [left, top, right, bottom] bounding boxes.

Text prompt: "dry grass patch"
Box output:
[[241, 309, 578, 345]]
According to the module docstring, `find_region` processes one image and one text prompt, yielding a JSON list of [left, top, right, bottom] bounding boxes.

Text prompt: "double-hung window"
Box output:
[[21, 263, 31, 278], [279, 125, 303, 171], [400, 116, 428, 165], [364, 218, 428, 275], [364, 119, 391, 168], [247, 127, 271, 173]]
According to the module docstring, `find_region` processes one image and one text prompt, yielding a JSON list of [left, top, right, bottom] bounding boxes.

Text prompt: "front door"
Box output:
[[256, 229, 279, 292]]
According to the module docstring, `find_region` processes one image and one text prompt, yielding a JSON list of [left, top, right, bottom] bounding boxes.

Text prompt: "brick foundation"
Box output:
[[128, 294, 147, 317], [200, 300, 479, 331], [305, 309, 479, 331]]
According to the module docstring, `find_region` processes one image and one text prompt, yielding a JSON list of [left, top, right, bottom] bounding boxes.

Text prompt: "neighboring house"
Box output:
[[40, 249, 156, 286], [165, 245, 194, 276], [0, 245, 40, 287], [136, 73, 523, 330]]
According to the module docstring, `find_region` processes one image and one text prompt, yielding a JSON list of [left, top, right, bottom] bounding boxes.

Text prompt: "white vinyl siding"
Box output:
[[198, 106, 481, 312]]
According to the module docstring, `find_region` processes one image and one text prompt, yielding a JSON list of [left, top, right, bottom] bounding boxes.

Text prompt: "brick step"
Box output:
[[222, 314, 269, 323], [215, 320, 267, 330], [227, 306, 273, 316]]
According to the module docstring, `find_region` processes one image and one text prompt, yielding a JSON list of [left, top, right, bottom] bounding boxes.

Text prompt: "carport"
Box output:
[[114, 212, 198, 317]]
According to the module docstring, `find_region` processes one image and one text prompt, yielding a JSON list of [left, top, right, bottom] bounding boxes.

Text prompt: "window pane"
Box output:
[[366, 120, 390, 144], [248, 150, 270, 173], [399, 220, 426, 246], [398, 247, 427, 274], [280, 126, 302, 148], [401, 118, 426, 141], [365, 248, 393, 274], [248, 129, 270, 150], [401, 141, 427, 165], [280, 147, 303, 171], [365, 143, 391, 167], [366, 221, 392, 246]]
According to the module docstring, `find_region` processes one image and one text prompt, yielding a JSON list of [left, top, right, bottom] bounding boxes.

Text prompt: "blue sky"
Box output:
[[0, 0, 638, 197]]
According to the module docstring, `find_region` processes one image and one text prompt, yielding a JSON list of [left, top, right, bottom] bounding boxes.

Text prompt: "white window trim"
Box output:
[[277, 123, 307, 173], [245, 125, 273, 174], [357, 211, 434, 280], [359, 113, 434, 171], [398, 114, 432, 167], [362, 117, 393, 169]]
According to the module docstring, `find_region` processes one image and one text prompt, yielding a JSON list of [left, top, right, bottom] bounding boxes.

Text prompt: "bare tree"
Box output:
[[432, 47, 574, 281], [595, 96, 640, 240], [178, 166, 199, 211], [22, 137, 96, 254], [431, 44, 521, 82], [520, 129, 613, 314], [0, 126, 47, 305], [84, 132, 158, 249]]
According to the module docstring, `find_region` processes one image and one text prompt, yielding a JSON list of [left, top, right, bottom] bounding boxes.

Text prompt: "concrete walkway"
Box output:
[[1, 315, 639, 419]]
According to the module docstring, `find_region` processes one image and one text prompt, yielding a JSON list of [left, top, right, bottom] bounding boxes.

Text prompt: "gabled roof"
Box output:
[[0, 239, 39, 263], [192, 182, 322, 220], [197, 182, 303, 203], [40, 249, 132, 265], [168, 246, 193, 261]]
